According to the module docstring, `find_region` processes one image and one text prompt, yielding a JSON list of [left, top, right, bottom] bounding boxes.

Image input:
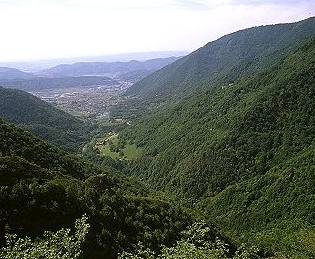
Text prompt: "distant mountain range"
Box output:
[[0, 76, 119, 91], [0, 56, 181, 90], [0, 67, 34, 80], [37, 56, 181, 79], [0, 51, 188, 72]]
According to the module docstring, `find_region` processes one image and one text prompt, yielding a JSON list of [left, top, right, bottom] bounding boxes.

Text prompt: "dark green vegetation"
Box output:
[[0, 87, 92, 151], [0, 76, 118, 91], [0, 119, 195, 258], [120, 221, 261, 259], [120, 21, 315, 257], [0, 215, 89, 259]]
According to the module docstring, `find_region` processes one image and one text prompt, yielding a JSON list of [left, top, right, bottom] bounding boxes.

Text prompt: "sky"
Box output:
[[0, 0, 314, 62]]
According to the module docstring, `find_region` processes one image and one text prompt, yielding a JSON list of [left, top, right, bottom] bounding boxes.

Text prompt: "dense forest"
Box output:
[[0, 119, 196, 258], [0, 17, 314, 259], [120, 25, 315, 257]]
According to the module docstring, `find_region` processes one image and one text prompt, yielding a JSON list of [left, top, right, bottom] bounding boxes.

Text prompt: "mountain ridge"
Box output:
[[126, 16, 315, 101], [38, 56, 181, 78], [0, 76, 119, 91], [120, 29, 315, 257], [0, 67, 35, 80]]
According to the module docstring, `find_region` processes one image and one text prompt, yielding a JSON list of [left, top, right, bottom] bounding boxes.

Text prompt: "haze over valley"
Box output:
[[0, 56, 180, 118]]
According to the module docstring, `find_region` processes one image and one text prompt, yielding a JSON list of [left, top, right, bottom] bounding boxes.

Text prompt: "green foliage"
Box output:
[[123, 37, 315, 200], [0, 172, 192, 258], [201, 145, 315, 258], [119, 222, 260, 259], [0, 215, 89, 259], [2, 17, 315, 259], [121, 36, 315, 256], [0, 119, 193, 258], [93, 133, 142, 160], [0, 119, 95, 178], [0, 87, 93, 152]]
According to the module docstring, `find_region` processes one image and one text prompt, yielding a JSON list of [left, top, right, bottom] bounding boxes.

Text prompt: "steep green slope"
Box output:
[[0, 118, 93, 177], [0, 119, 195, 259], [0, 87, 92, 151], [126, 17, 315, 101], [121, 38, 315, 256], [202, 144, 315, 258]]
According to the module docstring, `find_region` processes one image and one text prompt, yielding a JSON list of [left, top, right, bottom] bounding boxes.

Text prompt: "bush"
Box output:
[[0, 215, 89, 259]]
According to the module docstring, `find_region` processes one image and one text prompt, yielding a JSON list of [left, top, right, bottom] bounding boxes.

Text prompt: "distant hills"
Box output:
[[126, 17, 315, 101], [0, 67, 34, 80], [0, 56, 181, 91], [0, 86, 92, 151], [0, 51, 188, 72], [0, 56, 183, 150], [38, 56, 180, 79], [0, 76, 119, 91]]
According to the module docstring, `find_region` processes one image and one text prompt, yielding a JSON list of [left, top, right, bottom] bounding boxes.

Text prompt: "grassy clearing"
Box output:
[[123, 143, 142, 160], [101, 146, 121, 159], [96, 133, 142, 160]]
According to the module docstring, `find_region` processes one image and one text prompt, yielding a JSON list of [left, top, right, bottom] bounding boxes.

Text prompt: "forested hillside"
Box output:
[[0, 119, 198, 258], [126, 17, 315, 102], [0, 87, 92, 151], [121, 36, 315, 257]]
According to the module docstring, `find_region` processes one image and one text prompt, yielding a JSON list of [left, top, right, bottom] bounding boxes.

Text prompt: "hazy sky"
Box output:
[[0, 0, 314, 62]]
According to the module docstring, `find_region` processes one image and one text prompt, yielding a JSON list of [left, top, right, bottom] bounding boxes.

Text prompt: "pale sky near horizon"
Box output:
[[0, 0, 314, 62]]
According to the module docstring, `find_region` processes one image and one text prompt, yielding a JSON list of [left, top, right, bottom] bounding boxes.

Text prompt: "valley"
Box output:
[[0, 56, 180, 120], [0, 15, 314, 259], [29, 80, 131, 119]]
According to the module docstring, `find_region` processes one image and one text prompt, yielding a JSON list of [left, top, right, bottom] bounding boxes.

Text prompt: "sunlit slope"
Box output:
[[126, 17, 315, 101], [124, 37, 315, 201], [122, 38, 315, 255]]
